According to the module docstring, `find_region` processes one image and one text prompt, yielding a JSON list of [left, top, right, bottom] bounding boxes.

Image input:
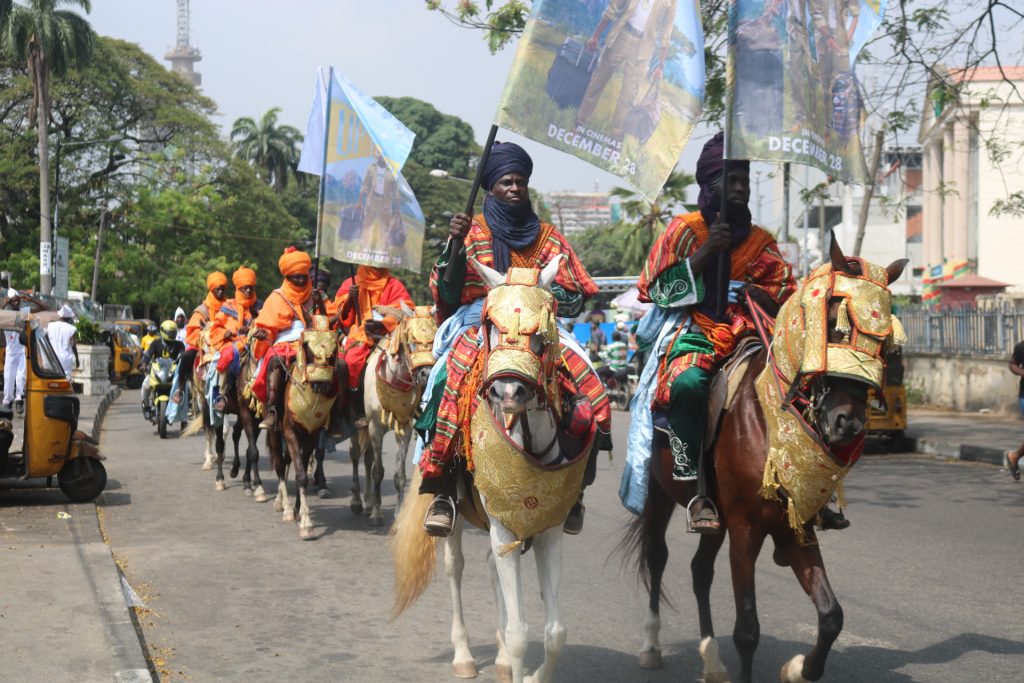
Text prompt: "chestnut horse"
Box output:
[[624, 238, 907, 683]]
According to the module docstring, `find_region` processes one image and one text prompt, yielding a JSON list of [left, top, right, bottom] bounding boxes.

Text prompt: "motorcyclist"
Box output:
[[141, 320, 185, 419], [140, 324, 159, 353]]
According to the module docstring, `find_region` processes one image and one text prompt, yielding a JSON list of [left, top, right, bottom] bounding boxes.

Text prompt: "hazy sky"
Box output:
[[87, 0, 711, 196]]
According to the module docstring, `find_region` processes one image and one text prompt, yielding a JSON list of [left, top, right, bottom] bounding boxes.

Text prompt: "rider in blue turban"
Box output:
[[481, 142, 542, 274]]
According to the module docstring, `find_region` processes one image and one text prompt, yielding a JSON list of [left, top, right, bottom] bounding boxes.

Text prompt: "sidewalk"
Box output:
[[906, 406, 1024, 467], [0, 387, 153, 683]]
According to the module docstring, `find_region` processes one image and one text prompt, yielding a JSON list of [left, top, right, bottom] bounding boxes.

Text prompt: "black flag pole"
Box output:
[[442, 124, 500, 285], [714, 157, 731, 317]]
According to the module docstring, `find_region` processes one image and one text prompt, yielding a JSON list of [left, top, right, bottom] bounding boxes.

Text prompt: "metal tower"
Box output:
[[164, 0, 202, 86]]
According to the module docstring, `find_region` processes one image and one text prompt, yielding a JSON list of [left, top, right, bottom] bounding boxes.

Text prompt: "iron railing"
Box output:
[[898, 305, 1024, 355]]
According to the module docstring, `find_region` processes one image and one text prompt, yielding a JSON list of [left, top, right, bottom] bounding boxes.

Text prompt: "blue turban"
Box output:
[[482, 141, 533, 191], [481, 142, 541, 273]]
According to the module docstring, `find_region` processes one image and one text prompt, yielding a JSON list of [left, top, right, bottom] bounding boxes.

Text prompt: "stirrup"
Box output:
[[423, 495, 458, 537], [685, 495, 721, 535]]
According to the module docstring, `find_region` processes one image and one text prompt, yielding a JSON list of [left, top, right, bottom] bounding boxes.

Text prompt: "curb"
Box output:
[[912, 437, 1006, 467], [91, 385, 122, 442], [90, 387, 155, 683]]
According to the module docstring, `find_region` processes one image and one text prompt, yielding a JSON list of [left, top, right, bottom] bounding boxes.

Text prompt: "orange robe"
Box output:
[[186, 292, 224, 350], [334, 268, 413, 388]]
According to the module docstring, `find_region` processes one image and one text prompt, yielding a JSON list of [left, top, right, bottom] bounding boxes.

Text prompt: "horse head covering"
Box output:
[[758, 258, 907, 542], [482, 142, 541, 274]]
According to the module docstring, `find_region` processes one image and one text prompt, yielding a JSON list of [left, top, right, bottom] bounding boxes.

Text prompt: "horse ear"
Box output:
[[828, 230, 850, 273], [469, 258, 505, 290], [885, 258, 909, 285], [399, 301, 414, 317], [538, 255, 565, 291]]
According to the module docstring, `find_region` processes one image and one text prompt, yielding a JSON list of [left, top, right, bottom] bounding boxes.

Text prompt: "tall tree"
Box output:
[[230, 107, 302, 192], [374, 96, 480, 179], [3, 0, 94, 295], [611, 170, 694, 273]]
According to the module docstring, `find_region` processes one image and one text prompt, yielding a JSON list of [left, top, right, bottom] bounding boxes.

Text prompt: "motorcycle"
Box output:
[[595, 344, 637, 411], [143, 356, 178, 439]]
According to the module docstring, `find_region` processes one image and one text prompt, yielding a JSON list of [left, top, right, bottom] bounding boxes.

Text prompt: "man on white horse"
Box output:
[[334, 265, 414, 428], [416, 141, 611, 537]]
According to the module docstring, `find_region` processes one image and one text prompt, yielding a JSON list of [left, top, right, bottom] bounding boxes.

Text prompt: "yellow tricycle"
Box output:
[[0, 310, 107, 501]]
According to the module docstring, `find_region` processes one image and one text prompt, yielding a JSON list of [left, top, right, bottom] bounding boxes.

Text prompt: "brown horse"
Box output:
[[264, 314, 340, 539], [624, 238, 907, 683]]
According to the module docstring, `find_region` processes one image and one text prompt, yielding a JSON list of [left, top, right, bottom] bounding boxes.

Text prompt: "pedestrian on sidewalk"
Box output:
[[1005, 338, 1024, 480], [2, 288, 26, 414], [46, 305, 79, 380]]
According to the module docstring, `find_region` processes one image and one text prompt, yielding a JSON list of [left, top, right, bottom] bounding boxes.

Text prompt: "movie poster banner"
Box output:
[[726, 0, 888, 184], [495, 0, 705, 201], [297, 69, 426, 273]]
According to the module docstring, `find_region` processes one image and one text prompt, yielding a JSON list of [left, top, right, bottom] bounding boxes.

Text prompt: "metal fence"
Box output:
[[899, 305, 1024, 355]]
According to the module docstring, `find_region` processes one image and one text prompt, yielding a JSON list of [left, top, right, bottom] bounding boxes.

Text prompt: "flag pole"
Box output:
[[312, 66, 334, 316], [715, 156, 731, 317], [442, 123, 499, 285]]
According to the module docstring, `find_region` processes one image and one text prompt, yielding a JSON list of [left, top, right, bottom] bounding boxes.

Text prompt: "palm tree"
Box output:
[[611, 169, 694, 272], [3, 0, 95, 295], [230, 108, 303, 192]]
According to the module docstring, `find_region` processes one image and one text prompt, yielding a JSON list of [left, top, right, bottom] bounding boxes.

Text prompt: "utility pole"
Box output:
[[854, 129, 886, 257], [91, 209, 109, 301]]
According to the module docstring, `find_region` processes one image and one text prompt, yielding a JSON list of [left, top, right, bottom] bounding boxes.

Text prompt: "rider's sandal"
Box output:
[[686, 496, 722, 535], [1005, 451, 1021, 481]]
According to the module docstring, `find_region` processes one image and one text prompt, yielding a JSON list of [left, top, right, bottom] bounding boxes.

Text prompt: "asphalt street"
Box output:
[[93, 398, 1024, 682]]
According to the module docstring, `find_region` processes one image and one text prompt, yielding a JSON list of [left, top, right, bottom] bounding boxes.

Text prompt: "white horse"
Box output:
[[392, 257, 592, 683], [350, 304, 437, 525]]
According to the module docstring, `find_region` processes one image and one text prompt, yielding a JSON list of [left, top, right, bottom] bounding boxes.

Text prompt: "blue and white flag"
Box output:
[[299, 67, 426, 273]]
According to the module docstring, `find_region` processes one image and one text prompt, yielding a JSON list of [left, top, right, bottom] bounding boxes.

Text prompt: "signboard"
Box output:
[[54, 237, 69, 299], [40, 241, 52, 275]]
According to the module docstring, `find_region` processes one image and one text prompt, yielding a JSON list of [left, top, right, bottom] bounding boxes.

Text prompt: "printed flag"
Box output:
[[725, 0, 888, 183], [298, 68, 426, 273], [495, 0, 705, 201]]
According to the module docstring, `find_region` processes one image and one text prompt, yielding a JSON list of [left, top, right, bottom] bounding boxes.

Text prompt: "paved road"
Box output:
[[98, 399, 1024, 682]]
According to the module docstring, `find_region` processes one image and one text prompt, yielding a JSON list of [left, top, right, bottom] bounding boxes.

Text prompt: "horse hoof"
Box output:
[[229, 464, 240, 478], [318, 488, 330, 499], [452, 661, 477, 678], [282, 510, 295, 522], [638, 649, 663, 670], [494, 664, 513, 683], [273, 500, 283, 512], [299, 527, 315, 540], [780, 655, 809, 683], [350, 502, 363, 515], [201, 460, 213, 471], [243, 487, 254, 497], [369, 513, 384, 527], [215, 480, 226, 492]]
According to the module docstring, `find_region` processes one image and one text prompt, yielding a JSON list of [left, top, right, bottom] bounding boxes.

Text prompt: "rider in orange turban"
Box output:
[[208, 266, 260, 411], [251, 247, 318, 430], [334, 265, 414, 427], [173, 270, 229, 403]]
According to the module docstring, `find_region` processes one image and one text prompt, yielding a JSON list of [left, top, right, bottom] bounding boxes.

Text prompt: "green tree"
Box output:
[[374, 96, 480, 178], [230, 107, 303, 192], [3, 0, 95, 295], [567, 222, 630, 277], [611, 169, 693, 273]]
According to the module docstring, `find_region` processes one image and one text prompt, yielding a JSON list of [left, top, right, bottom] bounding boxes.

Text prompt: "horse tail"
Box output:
[[390, 468, 438, 620], [181, 414, 205, 437], [615, 473, 677, 609]]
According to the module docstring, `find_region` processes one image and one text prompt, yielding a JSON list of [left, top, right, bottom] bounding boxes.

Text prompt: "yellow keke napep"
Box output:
[[0, 310, 107, 501], [107, 320, 145, 389]]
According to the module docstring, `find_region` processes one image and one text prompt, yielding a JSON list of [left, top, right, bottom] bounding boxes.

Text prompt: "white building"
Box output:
[[545, 191, 614, 234], [918, 66, 1024, 295]]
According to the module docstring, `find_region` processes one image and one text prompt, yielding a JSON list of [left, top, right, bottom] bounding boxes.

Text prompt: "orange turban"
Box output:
[[278, 247, 312, 276], [206, 271, 228, 291], [232, 267, 257, 288]]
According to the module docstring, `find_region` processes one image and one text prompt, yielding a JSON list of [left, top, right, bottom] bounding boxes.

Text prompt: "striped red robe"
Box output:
[[420, 215, 609, 479], [638, 212, 796, 407]]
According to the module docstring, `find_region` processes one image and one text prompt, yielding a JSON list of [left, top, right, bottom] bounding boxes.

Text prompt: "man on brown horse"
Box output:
[[208, 266, 258, 412], [631, 132, 797, 533], [416, 141, 610, 537], [251, 247, 322, 431], [334, 265, 414, 428], [173, 271, 228, 404]]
